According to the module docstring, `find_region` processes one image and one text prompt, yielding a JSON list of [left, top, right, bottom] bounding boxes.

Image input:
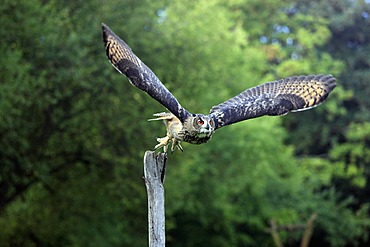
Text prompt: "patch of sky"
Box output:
[[260, 36, 268, 44], [156, 8, 167, 24], [273, 24, 290, 34], [286, 37, 294, 46]]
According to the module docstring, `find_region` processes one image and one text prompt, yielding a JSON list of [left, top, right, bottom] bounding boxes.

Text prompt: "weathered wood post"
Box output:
[[143, 151, 167, 247]]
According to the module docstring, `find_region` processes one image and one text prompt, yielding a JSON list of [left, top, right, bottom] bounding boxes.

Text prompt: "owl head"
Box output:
[[185, 114, 215, 138]]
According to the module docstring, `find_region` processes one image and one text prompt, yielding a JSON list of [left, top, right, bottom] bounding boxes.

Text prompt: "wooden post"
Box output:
[[143, 151, 167, 247]]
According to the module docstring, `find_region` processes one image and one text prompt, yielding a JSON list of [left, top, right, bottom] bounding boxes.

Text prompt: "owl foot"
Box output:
[[171, 140, 183, 153], [154, 136, 183, 153], [154, 136, 170, 153], [150, 112, 183, 153]]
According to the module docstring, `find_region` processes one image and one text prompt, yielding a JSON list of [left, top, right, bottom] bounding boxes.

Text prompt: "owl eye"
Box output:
[[209, 119, 213, 125], [197, 119, 204, 125]]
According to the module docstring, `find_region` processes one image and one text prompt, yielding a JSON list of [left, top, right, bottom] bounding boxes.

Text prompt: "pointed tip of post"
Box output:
[[144, 150, 167, 160], [144, 151, 167, 184]]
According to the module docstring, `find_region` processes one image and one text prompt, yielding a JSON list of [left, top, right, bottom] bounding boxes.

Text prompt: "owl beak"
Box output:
[[205, 123, 213, 131]]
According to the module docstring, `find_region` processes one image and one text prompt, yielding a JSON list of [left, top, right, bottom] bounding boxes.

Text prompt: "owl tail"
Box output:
[[148, 112, 175, 121]]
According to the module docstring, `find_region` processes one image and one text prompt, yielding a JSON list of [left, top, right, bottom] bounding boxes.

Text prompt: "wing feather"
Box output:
[[102, 23, 191, 123], [209, 74, 336, 129]]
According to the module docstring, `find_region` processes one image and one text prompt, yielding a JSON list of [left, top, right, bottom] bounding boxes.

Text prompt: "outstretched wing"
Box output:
[[209, 74, 336, 129], [102, 23, 191, 123]]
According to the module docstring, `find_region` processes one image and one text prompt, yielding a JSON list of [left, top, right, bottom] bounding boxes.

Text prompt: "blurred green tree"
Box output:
[[0, 0, 369, 246]]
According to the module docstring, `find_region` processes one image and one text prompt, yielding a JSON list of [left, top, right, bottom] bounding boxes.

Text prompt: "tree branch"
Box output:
[[300, 213, 317, 247]]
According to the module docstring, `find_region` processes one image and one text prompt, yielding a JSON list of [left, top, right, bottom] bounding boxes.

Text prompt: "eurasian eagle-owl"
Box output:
[[102, 24, 336, 153]]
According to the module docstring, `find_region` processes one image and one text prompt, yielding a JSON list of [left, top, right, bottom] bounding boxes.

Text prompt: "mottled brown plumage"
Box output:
[[102, 23, 336, 152]]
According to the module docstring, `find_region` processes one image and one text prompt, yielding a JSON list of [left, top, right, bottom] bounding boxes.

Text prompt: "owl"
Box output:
[[102, 23, 336, 153]]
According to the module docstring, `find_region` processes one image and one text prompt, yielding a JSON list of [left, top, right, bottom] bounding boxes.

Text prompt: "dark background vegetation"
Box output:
[[1, 0, 370, 246]]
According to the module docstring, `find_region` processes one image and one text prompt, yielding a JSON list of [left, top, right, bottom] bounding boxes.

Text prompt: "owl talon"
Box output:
[[170, 139, 183, 153], [153, 136, 183, 153], [170, 145, 182, 154], [154, 136, 170, 152], [177, 143, 183, 152]]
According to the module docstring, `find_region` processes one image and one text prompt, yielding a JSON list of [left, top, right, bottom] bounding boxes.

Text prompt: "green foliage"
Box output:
[[330, 122, 370, 188], [1, 0, 369, 246], [166, 119, 295, 246], [0, 0, 148, 246]]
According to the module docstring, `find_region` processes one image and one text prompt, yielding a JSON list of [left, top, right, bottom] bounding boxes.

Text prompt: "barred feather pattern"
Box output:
[[102, 23, 191, 123], [102, 24, 337, 150], [209, 75, 336, 129]]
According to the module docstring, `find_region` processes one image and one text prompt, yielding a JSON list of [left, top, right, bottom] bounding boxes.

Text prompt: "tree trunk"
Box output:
[[143, 151, 167, 247]]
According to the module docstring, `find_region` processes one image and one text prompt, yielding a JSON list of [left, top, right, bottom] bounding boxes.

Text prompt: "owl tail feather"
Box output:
[[148, 112, 175, 121]]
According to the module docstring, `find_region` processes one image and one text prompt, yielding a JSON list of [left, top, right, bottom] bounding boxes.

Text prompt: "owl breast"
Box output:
[[178, 128, 213, 144]]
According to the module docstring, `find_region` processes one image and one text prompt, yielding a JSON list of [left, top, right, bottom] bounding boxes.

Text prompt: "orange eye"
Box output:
[[197, 119, 204, 125], [209, 119, 213, 125]]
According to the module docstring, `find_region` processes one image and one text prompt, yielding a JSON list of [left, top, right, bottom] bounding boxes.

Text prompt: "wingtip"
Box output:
[[101, 23, 112, 35], [321, 74, 337, 92], [101, 23, 118, 46], [101, 23, 108, 30], [101, 23, 126, 46], [303, 74, 337, 93], [102, 23, 118, 38]]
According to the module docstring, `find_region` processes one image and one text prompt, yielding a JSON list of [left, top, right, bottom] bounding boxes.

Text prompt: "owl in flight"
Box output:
[[102, 23, 336, 153]]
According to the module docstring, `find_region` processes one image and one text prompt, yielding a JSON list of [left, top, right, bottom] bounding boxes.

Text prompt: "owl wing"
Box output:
[[209, 74, 336, 129], [102, 23, 191, 123]]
